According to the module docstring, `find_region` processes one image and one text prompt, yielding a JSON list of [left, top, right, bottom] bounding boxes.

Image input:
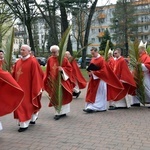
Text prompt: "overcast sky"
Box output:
[[97, 0, 117, 6]]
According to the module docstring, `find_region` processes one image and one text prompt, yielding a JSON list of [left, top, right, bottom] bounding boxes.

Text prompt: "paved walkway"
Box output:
[[1, 89, 150, 150]]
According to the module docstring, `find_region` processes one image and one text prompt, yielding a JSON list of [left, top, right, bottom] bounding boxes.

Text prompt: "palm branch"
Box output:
[[104, 40, 110, 61], [3, 27, 14, 72], [129, 39, 145, 105], [49, 26, 72, 113], [146, 45, 150, 55], [70, 43, 91, 63]]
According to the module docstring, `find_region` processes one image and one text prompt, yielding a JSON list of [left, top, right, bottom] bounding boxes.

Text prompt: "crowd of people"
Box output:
[[0, 40, 149, 132]]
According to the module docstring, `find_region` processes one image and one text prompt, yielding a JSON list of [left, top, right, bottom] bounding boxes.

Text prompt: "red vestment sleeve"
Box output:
[[0, 69, 24, 116], [71, 60, 87, 89], [140, 52, 150, 71]]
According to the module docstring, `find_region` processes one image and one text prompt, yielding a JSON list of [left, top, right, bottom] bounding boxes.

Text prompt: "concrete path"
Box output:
[[1, 89, 150, 150]]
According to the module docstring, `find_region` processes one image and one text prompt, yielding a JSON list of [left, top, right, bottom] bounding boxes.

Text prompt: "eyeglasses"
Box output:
[[114, 53, 118, 54]]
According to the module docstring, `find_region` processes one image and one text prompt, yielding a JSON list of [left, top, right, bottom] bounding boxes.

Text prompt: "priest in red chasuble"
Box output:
[[132, 41, 150, 106], [107, 49, 115, 71], [44, 45, 74, 120], [83, 47, 124, 113], [65, 51, 87, 98], [12, 44, 44, 132], [0, 68, 24, 131], [109, 48, 136, 110]]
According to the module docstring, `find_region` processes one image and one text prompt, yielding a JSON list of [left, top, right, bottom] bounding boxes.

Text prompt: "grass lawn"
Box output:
[[41, 66, 89, 81]]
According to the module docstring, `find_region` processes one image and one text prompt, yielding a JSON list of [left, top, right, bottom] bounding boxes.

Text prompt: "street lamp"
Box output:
[[115, 18, 119, 42]]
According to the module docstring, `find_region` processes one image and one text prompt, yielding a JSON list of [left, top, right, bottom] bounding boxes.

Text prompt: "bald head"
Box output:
[[65, 51, 71, 59]]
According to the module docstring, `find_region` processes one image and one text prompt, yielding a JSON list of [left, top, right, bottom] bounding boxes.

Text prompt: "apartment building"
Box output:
[[88, 0, 150, 53]]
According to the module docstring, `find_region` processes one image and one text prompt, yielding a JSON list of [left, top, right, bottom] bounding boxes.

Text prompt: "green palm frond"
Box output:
[[3, 27, 14, 72], [50, 25, 72, 113], [129, 39, 145, 105], [104, 40, 110, 61], [71, 43, 91, 62], [146, 45, 150, 55], [58, 25, 72, 65]]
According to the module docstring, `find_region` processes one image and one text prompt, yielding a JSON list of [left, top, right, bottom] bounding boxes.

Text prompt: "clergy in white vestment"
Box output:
[[83, 47, 124, 113], [109, 48, 136, 110]]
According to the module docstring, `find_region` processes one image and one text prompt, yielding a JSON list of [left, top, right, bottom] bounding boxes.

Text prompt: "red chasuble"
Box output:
[[139, 52, 150, 70], [113, 56, 136, 100], [0, 69, 24, 116], [86, 56, 124, 103], [107, 57, 115, 71], [44, 56, 73, 107], [70, 59, 87, 89], [12, 56, 44, 122]]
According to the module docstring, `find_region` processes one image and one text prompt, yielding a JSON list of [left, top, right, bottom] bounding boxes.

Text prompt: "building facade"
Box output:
[[72, 0, 150, 54]]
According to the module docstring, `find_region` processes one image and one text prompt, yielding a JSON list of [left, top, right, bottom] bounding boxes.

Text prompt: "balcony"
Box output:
[[97, 32, 104, 37], [98, 14, 106, 19]]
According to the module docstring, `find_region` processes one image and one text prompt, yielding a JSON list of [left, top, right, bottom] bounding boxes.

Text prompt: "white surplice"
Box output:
[[0, 121, 3, 131], [85, 72, 107, 111], [54, 68, 71, 116]]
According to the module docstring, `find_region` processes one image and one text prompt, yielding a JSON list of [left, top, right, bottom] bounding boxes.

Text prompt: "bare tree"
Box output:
[[0, 1, 14, 48], [3, 0, 37, 52]]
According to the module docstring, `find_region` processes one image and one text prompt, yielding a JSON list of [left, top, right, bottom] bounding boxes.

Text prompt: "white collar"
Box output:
[[94, 54, 100, 59], [21, 54, 30, 60]]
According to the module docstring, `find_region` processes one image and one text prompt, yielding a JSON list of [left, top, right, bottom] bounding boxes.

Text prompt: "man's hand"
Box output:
[[58, 66, 63, 71], [87, 71, 93, 77]]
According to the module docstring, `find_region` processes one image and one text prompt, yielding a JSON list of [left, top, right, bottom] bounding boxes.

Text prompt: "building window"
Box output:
[[145, 35, 148, 40], [145, 25, 148, 30], [91, 38, 95, 42], [98, 38, 101, 42], [91, 29, 95, 33], [141, 17, 144, 22]]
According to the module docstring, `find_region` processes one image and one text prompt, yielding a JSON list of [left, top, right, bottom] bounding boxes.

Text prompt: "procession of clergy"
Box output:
[[0, 40, 149, 132]]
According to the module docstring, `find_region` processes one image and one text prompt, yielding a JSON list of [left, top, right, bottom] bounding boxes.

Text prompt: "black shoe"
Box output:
[[108, 106, 118, 110], [54, 114, 66, 120], [131, 103, 140, 107], [60, 114, 66, 117], [30, 121, 36, 124], [54, 115, 61, 120], [76, 91, 81, 98], [83, 108, 94, 113], [18, 127, 28, 132], [30, 117, 38, 124], [73, 92, 77, 96], [96, 110, 107, 112]]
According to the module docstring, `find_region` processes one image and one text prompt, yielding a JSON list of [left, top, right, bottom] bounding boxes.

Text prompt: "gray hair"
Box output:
[[21, 44, 31, 51], [50, 45, 60, 52]]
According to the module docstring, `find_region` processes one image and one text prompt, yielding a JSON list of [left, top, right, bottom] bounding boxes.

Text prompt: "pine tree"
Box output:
[[111, 0, 138, 56], [100, 28, 114, 51]]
